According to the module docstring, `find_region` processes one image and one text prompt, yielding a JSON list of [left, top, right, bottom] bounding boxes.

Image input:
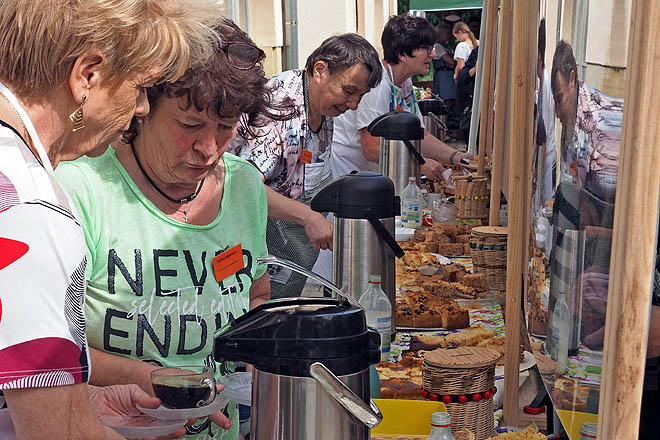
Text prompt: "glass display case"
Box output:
[[525, 1, 629, 437]]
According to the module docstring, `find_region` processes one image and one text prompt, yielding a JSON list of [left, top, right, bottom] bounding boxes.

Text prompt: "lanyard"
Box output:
[[384, 61, 419, 114]]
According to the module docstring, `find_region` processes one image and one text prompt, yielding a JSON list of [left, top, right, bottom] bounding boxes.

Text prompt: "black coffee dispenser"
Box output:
[[214, 297, 382, 439], [368, 110, 425, 197], [311, 171, 403, 328]]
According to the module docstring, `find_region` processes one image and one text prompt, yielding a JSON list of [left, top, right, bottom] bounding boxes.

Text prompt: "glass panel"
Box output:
[[526, 1, 628, 438]]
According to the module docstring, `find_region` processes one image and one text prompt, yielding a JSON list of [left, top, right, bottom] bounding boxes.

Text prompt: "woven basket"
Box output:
[[469, 226, 508, 291], [453, 175, 489, 219], [423, 347, 501, 440]]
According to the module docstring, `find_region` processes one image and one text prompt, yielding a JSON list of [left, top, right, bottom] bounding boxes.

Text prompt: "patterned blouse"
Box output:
[[561, 81, 624, 200], [229, 69, 333, 201]]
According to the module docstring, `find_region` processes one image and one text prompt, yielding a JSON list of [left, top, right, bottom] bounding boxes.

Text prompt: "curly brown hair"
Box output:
[[122, 17, 293, 143]]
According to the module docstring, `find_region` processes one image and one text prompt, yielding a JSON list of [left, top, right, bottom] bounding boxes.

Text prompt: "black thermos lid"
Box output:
[[417, 98, 448, 116], [368, 110, 424, 140], [310, 171, 400, 219], [213, 297, 382, 377]]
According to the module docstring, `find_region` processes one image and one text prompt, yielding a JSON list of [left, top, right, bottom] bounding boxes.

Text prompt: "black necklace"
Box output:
[[131, 142, 205, 204]]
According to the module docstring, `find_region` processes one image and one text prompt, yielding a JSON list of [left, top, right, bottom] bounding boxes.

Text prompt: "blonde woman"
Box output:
[[0, 0, 224, 438], [452, 21, 479, 80]]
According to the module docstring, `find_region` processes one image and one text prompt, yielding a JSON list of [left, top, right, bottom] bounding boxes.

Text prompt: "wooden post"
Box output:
[[488, 0, 512, 226], [597, 1, 660, 438], [502, 0, 538, 426], [477, 0, 498, 176]]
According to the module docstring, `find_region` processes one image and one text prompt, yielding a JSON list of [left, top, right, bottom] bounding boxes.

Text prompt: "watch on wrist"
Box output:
[[449, 150, 459, 166]]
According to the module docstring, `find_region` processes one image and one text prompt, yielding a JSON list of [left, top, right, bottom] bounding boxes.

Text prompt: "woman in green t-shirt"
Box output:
[[56, 18, 293, 440]]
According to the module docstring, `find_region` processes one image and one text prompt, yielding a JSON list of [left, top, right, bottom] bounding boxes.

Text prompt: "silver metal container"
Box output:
[[379, 137, 423, 197], [422, 112, 448, 142], [333, 217, 396, 325], [368, 111, 425, 198], [311, 172, 404, 329], [251, 366, 376, 440]]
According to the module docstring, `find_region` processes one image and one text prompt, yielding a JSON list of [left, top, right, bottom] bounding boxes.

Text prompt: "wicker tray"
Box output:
[[423, 347, 501, 440]]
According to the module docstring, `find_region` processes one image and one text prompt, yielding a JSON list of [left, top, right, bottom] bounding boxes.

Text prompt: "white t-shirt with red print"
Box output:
[[0, 121, 90, 395]]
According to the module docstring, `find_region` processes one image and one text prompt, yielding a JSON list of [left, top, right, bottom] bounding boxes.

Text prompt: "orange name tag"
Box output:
[[212, 244, 244, 282], [301, 149, 312, 164]]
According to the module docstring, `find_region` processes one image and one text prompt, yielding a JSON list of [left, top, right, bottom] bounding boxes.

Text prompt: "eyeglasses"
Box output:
[[221, 42, 265, 70], [419, 46, 434, 55]]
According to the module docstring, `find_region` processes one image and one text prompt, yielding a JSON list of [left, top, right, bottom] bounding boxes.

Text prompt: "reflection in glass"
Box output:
[[526, 7, 626, 437]]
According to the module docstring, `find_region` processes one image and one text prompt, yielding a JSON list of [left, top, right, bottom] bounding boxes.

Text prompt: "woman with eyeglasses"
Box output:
[[331, 14, 474, 186], [55, 19, 289, 440]]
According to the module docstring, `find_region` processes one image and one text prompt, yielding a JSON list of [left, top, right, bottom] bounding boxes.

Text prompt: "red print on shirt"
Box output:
[[0, 237, 29, 271]]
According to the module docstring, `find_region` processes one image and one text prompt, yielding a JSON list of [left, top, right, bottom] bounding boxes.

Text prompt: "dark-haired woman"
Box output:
[[230, 33, 382, 298], [55, 19, 278, 440], [331, 14, 473, 185]]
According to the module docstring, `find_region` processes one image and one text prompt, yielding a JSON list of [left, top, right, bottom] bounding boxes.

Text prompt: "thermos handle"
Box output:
[[402, 139, 426, 165], [364, 209, 405, 259], [428, 112, 448, 132], [256, 256, 363, 309], [309, 362, 383, 429]]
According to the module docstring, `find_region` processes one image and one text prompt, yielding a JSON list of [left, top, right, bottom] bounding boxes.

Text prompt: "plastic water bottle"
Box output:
[[551, 291, 570, 374], [401, 176, 422, 228], [358, 275, 392, 362], [426, 412, 456, 439]]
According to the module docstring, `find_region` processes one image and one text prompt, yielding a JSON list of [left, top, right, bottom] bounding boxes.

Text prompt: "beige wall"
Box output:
[[245, 0, 283, 77], [357, 0, 397, 59], [244, 0, 397, 76], [542, 0, 630, 96], [297, 0, 357, 70], [585, 0, 630, 68]]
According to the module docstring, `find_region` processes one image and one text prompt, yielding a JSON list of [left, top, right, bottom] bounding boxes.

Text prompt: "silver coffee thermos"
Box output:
[[214, 296, 383, 440], [311, 171, 404, 328], [368, 110, 425, 197]]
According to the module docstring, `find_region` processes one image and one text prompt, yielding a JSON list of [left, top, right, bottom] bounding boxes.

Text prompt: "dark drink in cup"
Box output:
[[151, 365, 216, 409]]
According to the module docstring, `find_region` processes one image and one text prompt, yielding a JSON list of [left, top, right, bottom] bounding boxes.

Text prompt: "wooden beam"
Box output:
[[488, 0, 512, 226], [477, 0, 498, 176], [502, 0, 538, 426], [597, 1, 660, 438]]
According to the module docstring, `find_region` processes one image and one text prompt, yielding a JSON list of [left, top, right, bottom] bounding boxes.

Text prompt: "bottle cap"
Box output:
[[430, 411, 451, 427], [368, 275, 382, 284], [408, 176, 416, 182]]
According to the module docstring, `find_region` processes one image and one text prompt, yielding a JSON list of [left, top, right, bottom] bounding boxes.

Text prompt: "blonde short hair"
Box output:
[[0, 0, 225, 100]]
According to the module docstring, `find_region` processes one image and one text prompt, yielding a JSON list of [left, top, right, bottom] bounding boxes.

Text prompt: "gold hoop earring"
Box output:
[[69, 95, 87, 132]]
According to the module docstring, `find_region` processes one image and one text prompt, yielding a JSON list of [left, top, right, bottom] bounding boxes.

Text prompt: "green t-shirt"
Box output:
[[56, 147, 268, 440]]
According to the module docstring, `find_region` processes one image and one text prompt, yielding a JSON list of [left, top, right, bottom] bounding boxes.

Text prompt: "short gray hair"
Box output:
[[304, 33, 382, 89]]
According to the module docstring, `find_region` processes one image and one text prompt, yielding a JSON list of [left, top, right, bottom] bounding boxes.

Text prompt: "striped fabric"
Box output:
[[0, 171, 19, 213]]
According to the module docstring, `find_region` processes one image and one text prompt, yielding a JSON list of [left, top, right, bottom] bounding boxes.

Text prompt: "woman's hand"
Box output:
[[89, 384, 161, 419], [207, 384, 232, 430], [88, 384, 187, 439], [421, 159, 447, 181], [456, 151, 476, 170], [303, 211, 333, 250], [89, 383, 232, 439]]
